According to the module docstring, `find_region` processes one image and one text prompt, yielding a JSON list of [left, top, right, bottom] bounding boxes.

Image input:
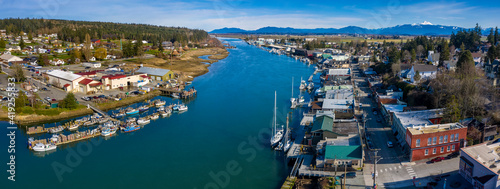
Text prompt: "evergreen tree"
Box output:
[[83, 33, 92, 61], [27, 32, 32, 40], [134, 39, 143, 56], [19, 37, 25, 49], [12, 64, 25, 82], [410, 49, 416, 63], [456, 50, 475, 78], [414, 70, 421, 82], [15, 92, 28, 112], [439, 41, 450, 65], [495, 27, 499, 45], [59, 93, 78, 110], [487, 28, 495, 44], [123, 41, 134, 57], [0, 38, 5, 48], [487, 45, 497, 63], [158, 42, 164, 52]]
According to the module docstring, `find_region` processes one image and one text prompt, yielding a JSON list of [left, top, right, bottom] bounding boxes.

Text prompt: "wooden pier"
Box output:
[[158, 88, 197, 99], [26, 126, 49, 135]]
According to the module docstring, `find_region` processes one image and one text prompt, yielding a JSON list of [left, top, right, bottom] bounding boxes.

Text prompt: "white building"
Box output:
[[0, 54, 23, 62], [460, 142, 500, 189], [50, 59, 65, 66], [406, 64, 437, 83], [45, 70, 84, 92], [82, 62, 101, 68]]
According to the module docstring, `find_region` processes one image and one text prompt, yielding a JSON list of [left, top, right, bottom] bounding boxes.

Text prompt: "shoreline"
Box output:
[[9, 90, 161, 126]]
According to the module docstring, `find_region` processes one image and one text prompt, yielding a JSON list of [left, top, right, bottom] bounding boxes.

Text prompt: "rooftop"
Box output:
[[325, 89, 353, 100], [461, 142, 500, 176], [136, 66, 171, 76], [407, 123, 465, 135], [393, 109, 444, 128], [332, 122, 358, 135], [322, 99, 353, 110], [413, 64, 437, 72], [328, 68, 350, 76], [383, 104, 407, 113], [311, 115, 334, 132], [46, 70, 82, 81], [325, 145, 362, 160]]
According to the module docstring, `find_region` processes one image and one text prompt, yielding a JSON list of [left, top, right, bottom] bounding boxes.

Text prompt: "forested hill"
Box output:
[[0, 18, 208, 44]]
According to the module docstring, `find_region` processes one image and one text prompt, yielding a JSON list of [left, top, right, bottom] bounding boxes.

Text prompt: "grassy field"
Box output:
[[97, 90, 161, 111]]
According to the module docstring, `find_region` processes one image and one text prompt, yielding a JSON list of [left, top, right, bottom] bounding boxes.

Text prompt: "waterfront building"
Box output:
[[136, 66, 174, 81], [101, 73, 149, 89], [45, 70, 84, 92], [316, 134, 363, 170]]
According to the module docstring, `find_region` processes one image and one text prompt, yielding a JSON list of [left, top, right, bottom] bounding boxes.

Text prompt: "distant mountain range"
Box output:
[[210, 22, 493, 36]]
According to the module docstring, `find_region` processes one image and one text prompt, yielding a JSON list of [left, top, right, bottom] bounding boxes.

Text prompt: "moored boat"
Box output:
[[173, 103, 188, 112], [137, 117, 150, 125], [49, 126, 64, 133], [139, 105, 149, 112], [122, 124, 140, 133], [32, 143, 57, 152], [126, 108, 139, 115], [101, 127, 117, 136], [150, 113, 159, 120], [155, 100, 166, 107]]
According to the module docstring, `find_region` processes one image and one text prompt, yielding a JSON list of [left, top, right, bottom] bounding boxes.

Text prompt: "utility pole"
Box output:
[[334, 155, 337, 176], [343, 163, 347, 189], [373, 150, 383, 189]]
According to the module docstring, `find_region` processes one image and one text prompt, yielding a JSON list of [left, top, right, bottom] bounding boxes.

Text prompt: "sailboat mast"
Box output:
[[274, 91, 277, 135], [291, 77, 294, 98]]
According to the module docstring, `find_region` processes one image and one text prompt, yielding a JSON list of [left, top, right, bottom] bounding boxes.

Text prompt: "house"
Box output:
[[53, 49, 64, 53], [445, 59, 458, 71], [315, 135, 363, 170], [105, 55, 116, 60], [309, 115, 335, 145], [78, 78, 103, 94], [136, 66, 174, 81], [484, 59, 500, 86], [392, 109, 444, 150], [471, 52, 483, 65], [461, 118, 498, 143], [326, 68, 351, 81], [406, 64, 438, 83], [44, 70, 85, 92], [82, 62, 101, 68], [101, 73, 149, 90], [0, 54, 23, 62], [459, 142, 500, 189], [37, 48, 47, 54], [427, 51, 441, 65], [406, 123, 467, 161], [50, 59, 65, 65]]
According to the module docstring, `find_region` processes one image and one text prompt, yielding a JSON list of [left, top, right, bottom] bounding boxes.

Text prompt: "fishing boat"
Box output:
[[160, 109, 172, 117], [155, 100, 166, 107], [98, 117, 109, 124], [122, 123, 140, 133], [150, 113, 159, 120], [49, 126, 64, 133], [307, 82, 314, 90], [126, 117, 137, 123], [103, 121, 115, 127], [137, 117, 150, 125], [270, 91, 284, 147], [101, 127, 117, 137], [50, 134, 59, 143], [139, 105, 149, 112], [157, 106, 165, 111], [173, 103, 188, 112], [171, 93, 180, 98], [126, 108, 139, 115], [32, 143, 57, 152], [67, 123, 79, 131], [299, 77, 306, 90], [298, 96, 305, 103]]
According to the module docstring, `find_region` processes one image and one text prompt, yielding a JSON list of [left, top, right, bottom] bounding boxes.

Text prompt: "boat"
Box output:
[[113, 111, 126, 118], [299, 77, 306, 90], [32, 143, 57, 152], [171, 93, 180, 98], [157, 106, 165, 111], [50, 134, 59, 143], [49, 126, 64, 133], [161, 109, 172, 117], [67, 123, 79, 131], [290, 77, 297, 104], [98, 117, 109, 124], [126, 117, 137, 123], [283, 114, 292, 153], [307, 82, 314, 90], [122, 123, 140, 133], [126, 108, 139, 115], [138, 105, 149, 112], [270, 91, 284, 147], [155, 100, 166, 107], [103, 121, 115, 127], [101, 127, 117, 137], [298, 96, 305, 103], [274, 142, 283, 151], [173, 103, 188, 112], [150, 113, 159, 120], [137, 117, 150, 125]]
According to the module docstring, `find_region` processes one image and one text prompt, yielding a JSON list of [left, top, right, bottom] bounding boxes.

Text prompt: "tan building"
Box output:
[[101, 73, 149, 90], [78, 78, 103, 94], [45, 70, 85, 93]]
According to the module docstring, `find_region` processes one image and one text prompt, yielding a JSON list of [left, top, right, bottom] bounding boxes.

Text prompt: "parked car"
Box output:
[[41, 87, 48, 91], [446, 152, 459, 159], [98, 95, 106, 99], [430, 157, 445, 163], [340, 172, 357, 178], [387, 141, 393, 148]]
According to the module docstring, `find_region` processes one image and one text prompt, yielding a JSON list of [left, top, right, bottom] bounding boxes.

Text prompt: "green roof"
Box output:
[[325, 145, 362, 160], [322, 54, 332, 59], [311, 116, 333, 132]]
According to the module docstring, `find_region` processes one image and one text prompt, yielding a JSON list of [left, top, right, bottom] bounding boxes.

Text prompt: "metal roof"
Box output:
[[136, 67, 171, 76], [46, 70, 82, 81], [325, 145, 362, 160]]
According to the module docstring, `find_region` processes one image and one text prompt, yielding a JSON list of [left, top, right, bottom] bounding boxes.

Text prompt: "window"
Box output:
[[425, 149, 429, 155], [439, 136, 443, 144], [428, 138, 432, 145], [452, 145, 455, 151], [433, 148, 436, 154], [447, 146, 450, 152], [444, 135, 448, 143], [441, 147, 444, 153], [450, 134, 454, 142], [455, 134, 459, 141], [416, 139, 420, 147], [432, 137, 437, 145]]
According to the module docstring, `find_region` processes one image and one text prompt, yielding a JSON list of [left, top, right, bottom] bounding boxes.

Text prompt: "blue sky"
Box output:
[[0, 0, 498, 31]]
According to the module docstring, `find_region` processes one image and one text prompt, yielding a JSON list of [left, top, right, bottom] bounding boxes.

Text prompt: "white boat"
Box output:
[[271, 91, 284, 147], [50, 134, 59, 143], [155, 100, 166, 107], [32, 143, 57, 152], [150, 114, 159, 120], [274, 142, 283, 151], [171, 93, 180, 98], [157, 106, 165, 111], [173, 103, 188, 112], [101, 127, 117, 137], [137, 118, 150, 125], [49, 126, 64, 133], [307, 82, 314, 90], [126, 117, 137, 123], [67, 124, 79, 131], [126, 108, 139, 115], [283, 114, 292, 153], [298, 96, 305, 103], [299, 77, 306, 90], [290, 77, 297, 104], [161, 109, 172, 117]]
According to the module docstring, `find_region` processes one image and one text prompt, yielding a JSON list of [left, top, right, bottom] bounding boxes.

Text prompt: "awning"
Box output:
[[63, 84, 70, 88]]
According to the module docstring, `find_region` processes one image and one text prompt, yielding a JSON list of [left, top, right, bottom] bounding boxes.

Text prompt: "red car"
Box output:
[[430, 157, 445, 163]]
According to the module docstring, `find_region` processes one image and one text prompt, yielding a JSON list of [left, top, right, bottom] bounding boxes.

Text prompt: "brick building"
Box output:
[[405, 123, 467, 161]]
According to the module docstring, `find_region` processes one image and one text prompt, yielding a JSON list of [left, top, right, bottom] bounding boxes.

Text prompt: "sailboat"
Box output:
[[270, 91, 284, 147], [283, 114, 292, 153], [290, 77, 297, 104], [299, 77, 306, 90]]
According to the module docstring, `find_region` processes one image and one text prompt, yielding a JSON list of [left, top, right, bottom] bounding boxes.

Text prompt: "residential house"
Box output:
[[461, 118, 498, 143], [427, 51, 441, 66], [406, 123, 467, 161], [0, 54, 23, 62], [484, 59, 499, 86], [50, 59, 65, 66], [405, 64, 438, 83], [136, 66, 174, 81], [471, 52, 483, 66], [460, 142, 500, 189], [445, 59, 458, 71]]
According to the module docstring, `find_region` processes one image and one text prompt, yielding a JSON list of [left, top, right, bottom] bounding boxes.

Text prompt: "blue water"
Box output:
[[1, 38, 315, 188]]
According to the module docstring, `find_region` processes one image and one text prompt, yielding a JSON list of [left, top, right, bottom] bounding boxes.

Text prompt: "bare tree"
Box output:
[[402, 50, 411, 63], [416, 45, 425, 61]]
